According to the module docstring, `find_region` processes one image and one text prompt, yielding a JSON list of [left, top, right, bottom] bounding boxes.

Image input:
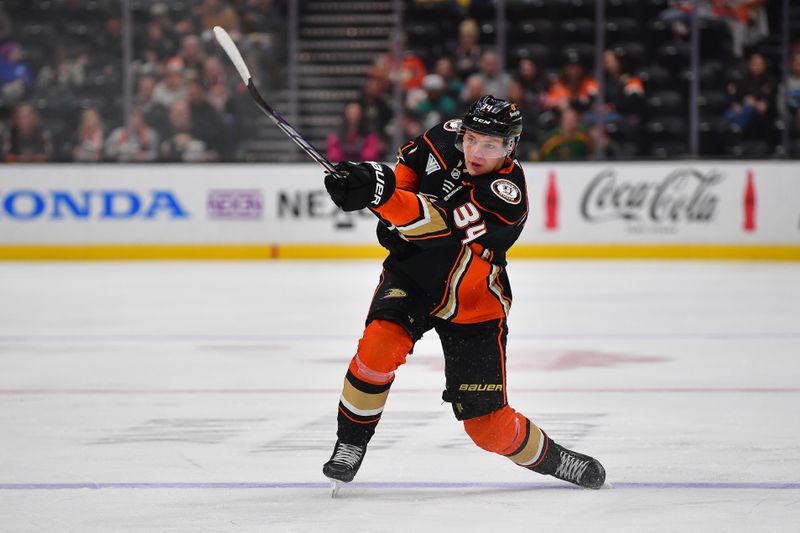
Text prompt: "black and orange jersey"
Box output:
[[370, 119, 529, 324]]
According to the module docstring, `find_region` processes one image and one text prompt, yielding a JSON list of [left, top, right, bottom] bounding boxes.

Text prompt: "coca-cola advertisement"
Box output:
[[520, 162, 799, 248], [579, 167, 723, 232]]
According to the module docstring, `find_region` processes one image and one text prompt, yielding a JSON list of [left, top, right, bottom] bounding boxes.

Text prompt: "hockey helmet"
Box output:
[[456, 95, 523, 157]]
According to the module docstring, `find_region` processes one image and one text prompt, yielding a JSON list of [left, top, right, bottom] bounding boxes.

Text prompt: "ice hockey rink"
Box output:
[[1, 259, 799, 532]]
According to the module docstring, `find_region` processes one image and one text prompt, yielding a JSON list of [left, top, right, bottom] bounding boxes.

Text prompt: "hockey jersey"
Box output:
[[371, 120, 529, 324]]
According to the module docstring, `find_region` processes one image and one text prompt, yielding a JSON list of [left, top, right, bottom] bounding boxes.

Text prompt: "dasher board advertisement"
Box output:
[[523, 162, 799, 244], [0, 163, 798, 259]]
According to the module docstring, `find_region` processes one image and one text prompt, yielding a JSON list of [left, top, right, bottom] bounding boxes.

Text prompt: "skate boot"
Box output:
[[531, 440, 606, 489], [322, 440, 367, 497]]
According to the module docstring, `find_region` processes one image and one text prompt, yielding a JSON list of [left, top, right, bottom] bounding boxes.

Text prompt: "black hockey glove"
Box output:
[[376, 221, 418, 259], [325, 161, 396, 212]]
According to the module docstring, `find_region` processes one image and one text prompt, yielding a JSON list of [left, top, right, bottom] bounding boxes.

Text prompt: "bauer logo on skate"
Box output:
[[580, 168, 722, 228], [0, 189, 189, 220]]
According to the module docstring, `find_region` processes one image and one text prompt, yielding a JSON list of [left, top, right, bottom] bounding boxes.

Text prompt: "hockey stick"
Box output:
[[212, 26, 341, 176]]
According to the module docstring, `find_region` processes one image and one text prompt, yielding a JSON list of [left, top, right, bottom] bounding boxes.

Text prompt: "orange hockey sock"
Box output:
[[347, 319, 413, 384], [463, 406, 547, 467], [337, 320, 413, 444]]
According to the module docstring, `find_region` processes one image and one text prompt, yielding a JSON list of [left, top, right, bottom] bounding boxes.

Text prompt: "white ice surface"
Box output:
[[1, 260, 799, 532]]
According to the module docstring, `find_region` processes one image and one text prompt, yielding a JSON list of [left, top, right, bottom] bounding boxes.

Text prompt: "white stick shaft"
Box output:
[[212, 26, 251, 83]]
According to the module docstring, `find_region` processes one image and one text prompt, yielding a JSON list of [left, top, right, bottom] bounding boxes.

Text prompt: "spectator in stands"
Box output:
[[717, 0, 770, 58], [0, 42, 33, 107], [599, 49, 645, 123], [241, 0, 279, 33], [198, 0, 241, 35], [359, 76, 393, 146], [516, 58, 548, 106], [372, 35, 428, 92], [473, 50, 512, 100], [433, 56, 463, 103], [70, 107, 105, 162], [539, 105, 592, 161], [413, 74, 459, 130], [201, 56, 234, 137], [186, 79, 227, 157], [326, 101, 382, 162], [1, 102, 53, 162], [136, 74, 170, 139], [94, 15, 124, 69], [450, 18, 482, 79], [180, 35, 206, 74], [459, 74, 486, 115], [544, 56, 598, 111], [507, 78, 540, 161], [137, 49, 163, 79], [660, 1, 768, 58], [153, 58, 188, 109], [400, 111, 423, 140], [35, 46, 88, 94], [778, 52, 800, 136], [104, 105, 159, 162], [724, 51, 776, 137], [140, 20, 177, 62], [160, 99, 217, 162], [149, 2, 172, 28]]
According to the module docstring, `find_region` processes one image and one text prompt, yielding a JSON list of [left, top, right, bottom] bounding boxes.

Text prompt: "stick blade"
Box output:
[[212, 26, 251, 83]]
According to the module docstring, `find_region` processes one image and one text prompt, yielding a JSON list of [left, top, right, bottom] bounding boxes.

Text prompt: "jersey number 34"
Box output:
[[453, 202, 487, 244]]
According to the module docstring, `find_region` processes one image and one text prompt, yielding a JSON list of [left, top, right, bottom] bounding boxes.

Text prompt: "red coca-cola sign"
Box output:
[[743, 170, 756, 232], [545, 170, 558, 231]]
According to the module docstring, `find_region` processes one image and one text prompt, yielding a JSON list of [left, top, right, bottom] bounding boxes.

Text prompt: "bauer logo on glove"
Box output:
[[325, 161, 396, 212]]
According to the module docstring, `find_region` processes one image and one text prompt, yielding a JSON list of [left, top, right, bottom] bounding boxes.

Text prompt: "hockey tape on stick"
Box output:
[[212, 26, 340, 176], [212, 26, 251, 83]]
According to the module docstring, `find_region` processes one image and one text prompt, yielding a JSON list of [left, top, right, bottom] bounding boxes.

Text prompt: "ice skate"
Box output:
[[322, 440, 367, 497], [531, 442, 606, 490]]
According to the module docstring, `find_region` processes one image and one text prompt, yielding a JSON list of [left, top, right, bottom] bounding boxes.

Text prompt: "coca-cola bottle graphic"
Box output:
[[744, 170, 756, 232], [545, 170, 558, 230]]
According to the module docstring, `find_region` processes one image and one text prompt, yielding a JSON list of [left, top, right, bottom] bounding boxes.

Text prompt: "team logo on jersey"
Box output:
[[491, 179, 522, 205], [425, 153, 441, 175], [444, 119, 461, 132], [381, 288, 408, 299]]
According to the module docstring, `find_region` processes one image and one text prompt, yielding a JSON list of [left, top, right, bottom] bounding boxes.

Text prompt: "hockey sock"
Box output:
[[336, 320, 413, 445], [463, 406, 548, 468]]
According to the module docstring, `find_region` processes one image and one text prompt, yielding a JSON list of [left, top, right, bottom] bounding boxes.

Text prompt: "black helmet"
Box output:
[[456, 95, 523, 156]]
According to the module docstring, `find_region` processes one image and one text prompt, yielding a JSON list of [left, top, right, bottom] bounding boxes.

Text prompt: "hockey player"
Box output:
[[322, 95, 606, 492]]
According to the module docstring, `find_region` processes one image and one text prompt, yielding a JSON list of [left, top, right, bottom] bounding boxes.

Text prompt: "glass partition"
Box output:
[[0, 0, 797, 162]]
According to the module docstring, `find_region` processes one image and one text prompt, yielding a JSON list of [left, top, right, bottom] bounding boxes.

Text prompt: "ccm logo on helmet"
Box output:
[[369, 162, 386, 206]]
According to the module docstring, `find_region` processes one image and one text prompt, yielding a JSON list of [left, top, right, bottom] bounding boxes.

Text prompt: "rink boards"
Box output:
[[0, 162, 798, 260]]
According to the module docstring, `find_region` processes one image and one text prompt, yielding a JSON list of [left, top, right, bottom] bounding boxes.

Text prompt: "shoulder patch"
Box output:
[[491, 178, 522, 205], [444, 119, 461, 132], [425, 153, 441, 175]]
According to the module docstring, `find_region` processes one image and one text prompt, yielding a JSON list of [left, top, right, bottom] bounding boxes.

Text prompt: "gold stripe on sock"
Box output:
[[508, 424, 545, 467], [341, 379, 390, 415]]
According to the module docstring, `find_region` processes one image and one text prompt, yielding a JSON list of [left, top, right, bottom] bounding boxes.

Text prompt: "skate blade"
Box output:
[[329, 479, 343, 498]]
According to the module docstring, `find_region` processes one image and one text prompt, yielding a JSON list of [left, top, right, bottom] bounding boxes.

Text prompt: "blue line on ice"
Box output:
[[1, 482, 798, 490]]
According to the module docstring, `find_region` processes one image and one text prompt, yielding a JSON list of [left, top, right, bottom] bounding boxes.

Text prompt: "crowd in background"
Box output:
[[332, 0, 797, 162], [1, 0, 799, 163], [0, 0, 286, 163]]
